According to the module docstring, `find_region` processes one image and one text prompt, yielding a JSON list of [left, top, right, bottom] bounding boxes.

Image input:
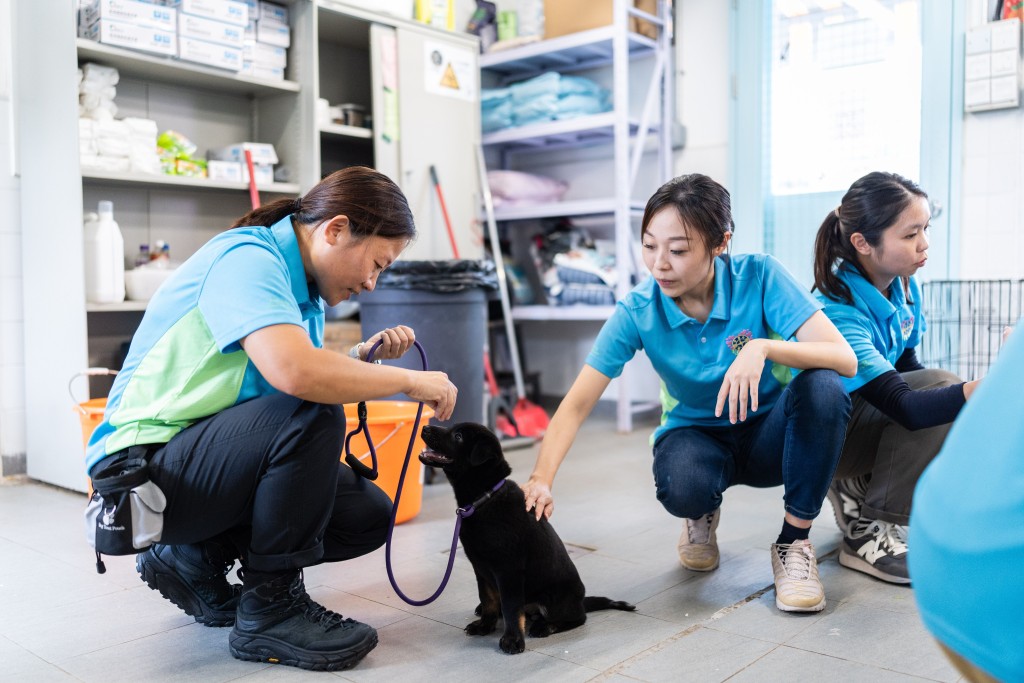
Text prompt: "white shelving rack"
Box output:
[[479, 0, 674, 432]]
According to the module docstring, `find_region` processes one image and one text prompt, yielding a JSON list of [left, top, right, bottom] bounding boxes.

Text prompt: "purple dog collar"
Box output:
[[458, 479, 507, 518]]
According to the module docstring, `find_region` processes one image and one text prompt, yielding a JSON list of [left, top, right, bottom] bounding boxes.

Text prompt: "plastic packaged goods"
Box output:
[[135, 243, 150, 267], [83, 201, 126, 304]]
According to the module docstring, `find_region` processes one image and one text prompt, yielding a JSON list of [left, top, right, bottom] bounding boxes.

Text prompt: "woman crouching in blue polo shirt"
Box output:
[[812, 171, 976, 586], [522, 173, 857, 613]]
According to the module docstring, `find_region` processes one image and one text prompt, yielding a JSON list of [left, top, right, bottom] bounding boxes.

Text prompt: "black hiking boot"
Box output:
[[137, 541, 241, 627], [229, 571, 378, 671]]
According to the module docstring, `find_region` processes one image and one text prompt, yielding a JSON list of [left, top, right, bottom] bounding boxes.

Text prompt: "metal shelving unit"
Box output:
[[480, 0, 674, 432], [76, 38, 301, 95], [82, 169, 301, 195], [319, 123, 373, 140]]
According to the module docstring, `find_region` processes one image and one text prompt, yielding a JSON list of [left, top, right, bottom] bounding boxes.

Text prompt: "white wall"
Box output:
[[674, 0, 730, 181], [0, 0, 25, 473], [958, 1, 1024, 279], [960, 111, 1024, 279]]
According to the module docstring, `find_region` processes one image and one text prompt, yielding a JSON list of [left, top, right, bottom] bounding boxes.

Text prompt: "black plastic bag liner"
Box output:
[[375, 259, 498, 293]]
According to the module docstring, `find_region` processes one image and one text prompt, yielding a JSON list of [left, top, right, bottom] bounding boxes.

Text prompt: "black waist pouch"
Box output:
[[84, 446, 166, 573]]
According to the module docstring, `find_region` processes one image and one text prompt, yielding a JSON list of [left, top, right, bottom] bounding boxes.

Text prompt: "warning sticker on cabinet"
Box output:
[[423, 41, 476, 102]]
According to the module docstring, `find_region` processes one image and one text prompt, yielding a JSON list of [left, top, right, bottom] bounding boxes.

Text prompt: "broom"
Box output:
[[472, 148, 550, 437]]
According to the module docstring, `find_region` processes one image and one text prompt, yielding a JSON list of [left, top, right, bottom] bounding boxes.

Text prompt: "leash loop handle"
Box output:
[[344, 401, 377, 480], [344, 338, 459, 606]]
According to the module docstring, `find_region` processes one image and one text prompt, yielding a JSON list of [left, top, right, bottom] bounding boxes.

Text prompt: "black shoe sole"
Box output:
[[228, 630, 378, 671], [137, 550, 237, 627]]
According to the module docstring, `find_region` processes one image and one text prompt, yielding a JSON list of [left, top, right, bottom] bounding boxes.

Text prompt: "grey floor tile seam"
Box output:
[[0, 632, 86, 681], [737, 644, 954, 683], [588, 547, 846, 680], [585, 591, 772, 679]]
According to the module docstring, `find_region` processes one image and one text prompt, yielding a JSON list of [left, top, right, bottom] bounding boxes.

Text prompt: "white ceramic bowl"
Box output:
[[125, 264, 177, 301]]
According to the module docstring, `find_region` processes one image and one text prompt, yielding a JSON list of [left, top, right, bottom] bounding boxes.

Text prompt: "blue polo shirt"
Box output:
[[815, 265, 924, 393], [910, 324, 1024, 682], [86, 215, 324, 474], [587, 254, 821, 443]]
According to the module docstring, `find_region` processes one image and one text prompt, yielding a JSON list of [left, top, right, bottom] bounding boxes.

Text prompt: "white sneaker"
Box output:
[[677, 509, 720, 571], [771, 539, 826, 612]]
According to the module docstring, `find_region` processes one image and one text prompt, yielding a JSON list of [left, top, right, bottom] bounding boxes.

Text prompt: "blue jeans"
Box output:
[[652, 369, 851, 522]]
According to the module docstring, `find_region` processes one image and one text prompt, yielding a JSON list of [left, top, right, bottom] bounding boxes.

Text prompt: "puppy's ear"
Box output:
[[468, 437, 501, 466]]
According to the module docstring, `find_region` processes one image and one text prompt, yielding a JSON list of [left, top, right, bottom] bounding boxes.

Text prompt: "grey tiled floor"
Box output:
[[0, 413, 961, 682]]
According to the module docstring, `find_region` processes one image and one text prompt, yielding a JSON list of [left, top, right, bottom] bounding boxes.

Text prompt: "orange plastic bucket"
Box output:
[[343, 401, 433, 524], [77, 398, 107, 453]]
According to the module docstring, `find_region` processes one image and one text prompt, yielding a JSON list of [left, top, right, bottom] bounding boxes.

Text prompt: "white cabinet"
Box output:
[[316, 4, 481, 261], [479, 0, 673, 432], [16, 0, 478, 490]]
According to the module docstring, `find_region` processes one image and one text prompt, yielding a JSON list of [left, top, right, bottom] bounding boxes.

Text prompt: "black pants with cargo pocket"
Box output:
[[145, 392, 393, 573]]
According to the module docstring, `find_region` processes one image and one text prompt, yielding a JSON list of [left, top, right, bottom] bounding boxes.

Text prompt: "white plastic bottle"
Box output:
[[83, 200, 126, 304]]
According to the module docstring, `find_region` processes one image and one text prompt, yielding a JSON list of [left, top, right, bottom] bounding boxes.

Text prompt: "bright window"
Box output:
[[769, 1, 922, 196]]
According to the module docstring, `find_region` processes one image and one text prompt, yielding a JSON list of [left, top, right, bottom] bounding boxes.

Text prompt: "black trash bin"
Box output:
[[356, 260, 497, 426]]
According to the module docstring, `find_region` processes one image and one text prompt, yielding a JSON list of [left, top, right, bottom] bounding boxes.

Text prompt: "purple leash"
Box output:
[[346, 339, 505, 606]]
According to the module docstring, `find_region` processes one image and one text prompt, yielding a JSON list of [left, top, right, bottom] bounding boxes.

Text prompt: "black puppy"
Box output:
[[419, 422, 635, 655]]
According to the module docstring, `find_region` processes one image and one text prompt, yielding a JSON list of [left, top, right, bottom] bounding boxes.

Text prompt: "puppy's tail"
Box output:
[[583, 596, 636, 612]]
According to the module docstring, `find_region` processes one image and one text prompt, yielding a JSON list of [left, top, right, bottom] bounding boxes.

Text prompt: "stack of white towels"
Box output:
[[78, 62, 119, 120], [79, 62, 161, 175]]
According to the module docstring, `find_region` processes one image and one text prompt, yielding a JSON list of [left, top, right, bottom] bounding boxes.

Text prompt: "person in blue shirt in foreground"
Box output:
[[523, 173, 857, 613], [911, 323, 1019, 683], [812, 172, 978, 586]]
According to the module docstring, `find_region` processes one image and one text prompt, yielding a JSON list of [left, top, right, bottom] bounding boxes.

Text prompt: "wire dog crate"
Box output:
[[919, 279, 1024, 380]]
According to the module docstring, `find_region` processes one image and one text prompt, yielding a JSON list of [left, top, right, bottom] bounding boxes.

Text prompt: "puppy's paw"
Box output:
[[499, 632, 526, 654], [465, 618, 496, 636]]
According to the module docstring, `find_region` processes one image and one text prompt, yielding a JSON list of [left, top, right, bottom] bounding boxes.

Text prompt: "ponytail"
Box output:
[[812, 210, 854, 305], [232, 197, 296, 229], [229, 167, 415, 243]]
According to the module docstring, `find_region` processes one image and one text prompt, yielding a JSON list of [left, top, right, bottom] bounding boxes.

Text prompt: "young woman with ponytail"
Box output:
[[86, 167, 457, 671], [812, 171, 978, 586]]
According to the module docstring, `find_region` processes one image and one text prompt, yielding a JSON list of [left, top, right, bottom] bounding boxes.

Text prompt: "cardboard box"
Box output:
[[177, 36, 243, 71], [242, 39, 287, 67], [178, 13, 245, 47], [80, 0, 177, 32], [239, 61, 286, 81], [258, 1, 288, 25], [208, 141, 279, 165], [162, 0, 248, 27], [255, 18, 290, 48], [242, 163, 274, 186], [543, 0, 658, 41], [206, 159, 243, 182], [79, 19, 177, 56]]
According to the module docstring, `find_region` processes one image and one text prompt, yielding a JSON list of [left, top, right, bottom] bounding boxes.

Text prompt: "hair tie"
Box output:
[[293, 196, 303, 213], [833, 205, 841, 218]]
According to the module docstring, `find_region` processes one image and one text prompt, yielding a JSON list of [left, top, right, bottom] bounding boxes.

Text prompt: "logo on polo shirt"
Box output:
[[725, 329, 754, 355], [900, 315, 914, 340]]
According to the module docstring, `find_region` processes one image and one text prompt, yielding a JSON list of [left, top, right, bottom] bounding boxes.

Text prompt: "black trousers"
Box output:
[[833, 368, 960, 525], [146, 393, 393, 573]]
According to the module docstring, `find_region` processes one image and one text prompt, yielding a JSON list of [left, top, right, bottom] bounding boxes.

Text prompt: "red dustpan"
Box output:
[[512, 397, 549, 437]]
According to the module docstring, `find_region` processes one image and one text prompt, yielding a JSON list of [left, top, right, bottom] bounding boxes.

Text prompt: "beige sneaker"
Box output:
[[770, 539, 825, 612], [677, 509, 720, 571]]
